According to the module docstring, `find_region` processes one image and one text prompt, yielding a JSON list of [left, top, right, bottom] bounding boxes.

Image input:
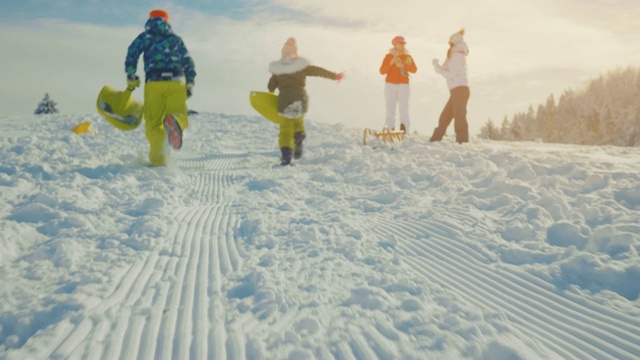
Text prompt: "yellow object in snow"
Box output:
[[250, 91, 281, 124], [72, 121, 92, 134], [96, 85, 143, 131], [250, 91, 305, 149]]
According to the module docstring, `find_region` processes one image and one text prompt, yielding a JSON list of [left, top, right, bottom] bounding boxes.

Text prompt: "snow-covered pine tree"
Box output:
[[479, 119, 500, 140], [482, 67, 640, 146], [34, 93, 59, 114], [500, 116, 512, 141]]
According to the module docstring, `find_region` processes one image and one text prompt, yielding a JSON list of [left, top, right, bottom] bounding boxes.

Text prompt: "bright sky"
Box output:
[[1, 0, 639, 135]]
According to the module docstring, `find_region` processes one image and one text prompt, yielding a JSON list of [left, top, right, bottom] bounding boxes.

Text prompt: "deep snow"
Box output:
[[0, 111, 639, 359]]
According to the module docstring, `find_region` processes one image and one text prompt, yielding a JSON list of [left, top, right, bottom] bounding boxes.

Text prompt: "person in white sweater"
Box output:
[[430, 29, 470, 144]]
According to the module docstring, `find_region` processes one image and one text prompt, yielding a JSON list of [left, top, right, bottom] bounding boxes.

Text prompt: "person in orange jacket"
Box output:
[[379, 36, 418, 135]]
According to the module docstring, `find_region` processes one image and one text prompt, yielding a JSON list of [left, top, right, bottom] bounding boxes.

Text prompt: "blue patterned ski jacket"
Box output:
[[125, 18, 196, 85]]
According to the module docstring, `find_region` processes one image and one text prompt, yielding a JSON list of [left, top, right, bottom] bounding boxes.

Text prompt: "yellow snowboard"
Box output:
[[250, 91, 283, 124], [96, 85, 143, 131]]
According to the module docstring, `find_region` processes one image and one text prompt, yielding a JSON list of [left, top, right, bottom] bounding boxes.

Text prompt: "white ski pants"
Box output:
[[384, 83, 410, 133]]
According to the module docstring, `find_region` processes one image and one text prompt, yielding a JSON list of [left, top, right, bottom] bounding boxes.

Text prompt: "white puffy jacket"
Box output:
[[434, 42, 469, 90]]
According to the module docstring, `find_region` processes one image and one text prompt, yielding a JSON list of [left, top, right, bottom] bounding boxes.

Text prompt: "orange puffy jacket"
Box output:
[[380, 51, 417, 84]]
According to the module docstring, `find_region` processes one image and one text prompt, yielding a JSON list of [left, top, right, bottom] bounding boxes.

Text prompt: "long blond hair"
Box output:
[[446, 43, 455, 59], [446, 28, 465, 58]]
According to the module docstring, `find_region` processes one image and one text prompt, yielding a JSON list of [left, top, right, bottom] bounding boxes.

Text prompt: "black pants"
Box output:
[[430, 86, 470, 143]]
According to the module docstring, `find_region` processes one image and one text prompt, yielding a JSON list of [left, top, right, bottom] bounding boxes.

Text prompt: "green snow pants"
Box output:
[[250, 91, 305, 150], [143, 81, 189, 166]]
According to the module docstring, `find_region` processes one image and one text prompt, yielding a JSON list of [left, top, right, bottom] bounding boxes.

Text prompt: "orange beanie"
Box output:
[[149, 9, 169, 22]]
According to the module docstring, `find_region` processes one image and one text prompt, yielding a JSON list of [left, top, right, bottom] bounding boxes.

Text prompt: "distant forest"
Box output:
[[479, 67, 640, 146]]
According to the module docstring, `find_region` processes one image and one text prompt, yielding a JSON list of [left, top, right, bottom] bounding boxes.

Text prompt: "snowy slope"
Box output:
[[0, 112, 639, 360]]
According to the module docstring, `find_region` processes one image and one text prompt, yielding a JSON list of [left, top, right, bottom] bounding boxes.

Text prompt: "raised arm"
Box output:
[[435, 53, 464, 79], [404, 55, 417, 74], [305, 65, 338, 80]]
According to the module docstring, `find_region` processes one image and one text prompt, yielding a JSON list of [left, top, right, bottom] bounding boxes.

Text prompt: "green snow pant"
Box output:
[[250, 91, 305, 149], [143, 81, 189, 166]]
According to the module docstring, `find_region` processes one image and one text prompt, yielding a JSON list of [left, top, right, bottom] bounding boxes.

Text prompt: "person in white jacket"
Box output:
[[430, 29, 470, 143]]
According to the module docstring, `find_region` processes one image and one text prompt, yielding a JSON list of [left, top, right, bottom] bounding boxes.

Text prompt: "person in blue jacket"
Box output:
[[125, 9, 196, 166]]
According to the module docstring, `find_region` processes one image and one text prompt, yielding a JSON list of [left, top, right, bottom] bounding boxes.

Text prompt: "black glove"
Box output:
[[126, 74, 140, 90], [186, 83, 193, 98]]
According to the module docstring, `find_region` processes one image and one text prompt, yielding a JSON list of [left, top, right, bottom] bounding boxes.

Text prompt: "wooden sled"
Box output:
[[363, 126, 405, 145]]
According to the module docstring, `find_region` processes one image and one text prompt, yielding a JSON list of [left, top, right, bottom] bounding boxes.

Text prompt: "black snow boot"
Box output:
[[280, 147, 293, 166], [293, 132, 305, 159]]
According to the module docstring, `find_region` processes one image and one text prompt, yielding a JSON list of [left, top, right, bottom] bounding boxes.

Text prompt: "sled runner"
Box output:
[[363, 126, 405, 145], [96, 85, 143, 131]]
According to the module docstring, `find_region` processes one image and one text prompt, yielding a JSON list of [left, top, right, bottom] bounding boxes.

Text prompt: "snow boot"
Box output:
[[280, 147, 293, 166], [456, 130, 469, 144], [163, 114, 183, 150], [293, 132, 305, 159], [430, 127, 445, 142]]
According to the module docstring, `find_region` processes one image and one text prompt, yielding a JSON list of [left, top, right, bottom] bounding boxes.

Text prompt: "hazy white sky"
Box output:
[[1, 0, 639, 135]]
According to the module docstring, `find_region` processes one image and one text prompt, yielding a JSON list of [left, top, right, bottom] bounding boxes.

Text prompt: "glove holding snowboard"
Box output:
[[186, 83, 194, 98], [126, 74, 140, 91]]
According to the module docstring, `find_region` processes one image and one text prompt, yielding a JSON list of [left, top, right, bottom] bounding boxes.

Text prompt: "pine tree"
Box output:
[[500, 116, 511, 141], [34, 93, 59, 114], [542, 94, 557, 142], [522, 105, 536, 141], [479, 119, 500, 140], [510, 113, 525, 141], [496, 66, 640, 146]]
